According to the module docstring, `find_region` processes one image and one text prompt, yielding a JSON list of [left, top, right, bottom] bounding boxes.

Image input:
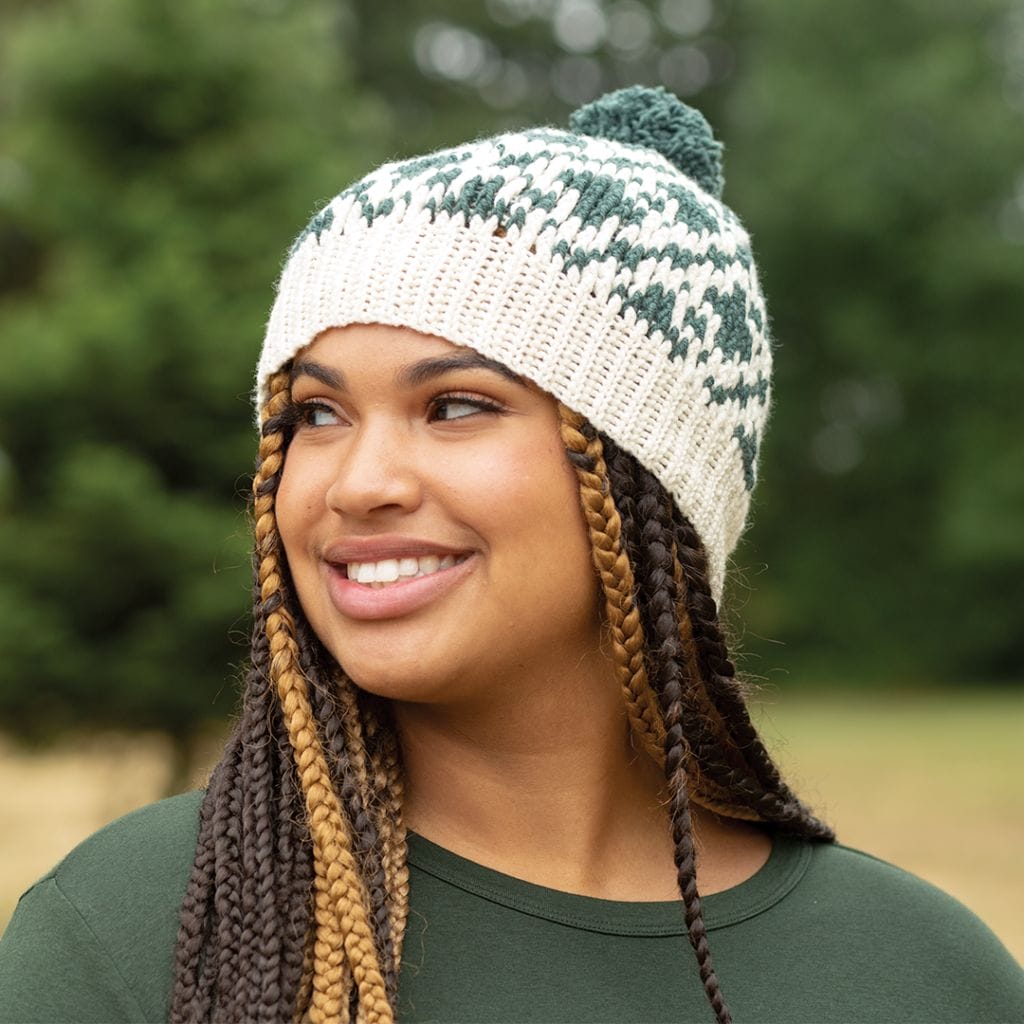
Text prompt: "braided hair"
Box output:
[[170, 369, 833, 1024]]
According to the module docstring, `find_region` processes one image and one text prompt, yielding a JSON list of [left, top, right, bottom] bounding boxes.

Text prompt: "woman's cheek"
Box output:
[[277, 451, 329, 551]]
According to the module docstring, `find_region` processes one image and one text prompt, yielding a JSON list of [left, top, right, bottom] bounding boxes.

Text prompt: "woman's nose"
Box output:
[[323, 419, 423, 517]]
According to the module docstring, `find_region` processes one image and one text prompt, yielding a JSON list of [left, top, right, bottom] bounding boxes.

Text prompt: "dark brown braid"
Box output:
[[603, 434, 834, 837], [564, 417, 834, 1024], [170, 581, 315, 1021], [603, 434, 741, 788], [170, 376, 830, 1024], [599, 434, 731, 1020]]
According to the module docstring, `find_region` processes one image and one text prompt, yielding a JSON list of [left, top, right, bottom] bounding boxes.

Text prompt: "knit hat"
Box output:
[[257, 86, 772, 607]]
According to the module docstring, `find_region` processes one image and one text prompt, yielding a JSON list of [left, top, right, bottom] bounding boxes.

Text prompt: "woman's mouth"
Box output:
[[344, 552, 472, 588], [325, 552, 478, 619]]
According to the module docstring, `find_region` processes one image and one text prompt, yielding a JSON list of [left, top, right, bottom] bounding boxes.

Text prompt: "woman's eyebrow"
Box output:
[[289, 360, 343, 389], [290, 352, 528, 391]]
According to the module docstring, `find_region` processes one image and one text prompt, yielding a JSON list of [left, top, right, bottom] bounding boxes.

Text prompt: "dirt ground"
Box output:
[[1, 691, 1021, 964]]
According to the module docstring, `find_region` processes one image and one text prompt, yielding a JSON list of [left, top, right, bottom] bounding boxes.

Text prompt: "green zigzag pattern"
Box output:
[[290, 138, 768, 474]]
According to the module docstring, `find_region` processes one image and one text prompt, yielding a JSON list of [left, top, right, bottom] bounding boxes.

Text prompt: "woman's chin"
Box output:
[[329, 650, 465, 705]]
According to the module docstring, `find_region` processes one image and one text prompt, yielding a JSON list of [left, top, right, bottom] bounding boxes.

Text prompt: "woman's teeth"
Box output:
[[345, 554, 468, 587]]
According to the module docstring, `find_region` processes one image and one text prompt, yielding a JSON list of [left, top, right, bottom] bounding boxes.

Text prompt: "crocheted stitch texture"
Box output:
[[257, 100, 772, 606]]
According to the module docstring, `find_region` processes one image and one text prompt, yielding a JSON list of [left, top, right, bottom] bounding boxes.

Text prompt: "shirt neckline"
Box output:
[[406, 830, 812, 937]]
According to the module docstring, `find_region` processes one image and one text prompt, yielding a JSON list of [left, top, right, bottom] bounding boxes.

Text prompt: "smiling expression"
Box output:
[[275, 323, 606, 708]]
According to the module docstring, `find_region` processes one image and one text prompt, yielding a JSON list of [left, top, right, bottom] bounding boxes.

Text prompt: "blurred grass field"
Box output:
[[1, 690, 1021, 963], [751, 688, 1023, 963]]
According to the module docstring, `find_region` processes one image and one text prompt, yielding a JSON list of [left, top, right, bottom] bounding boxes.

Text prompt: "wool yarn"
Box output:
[[257, 85, 772, 606]]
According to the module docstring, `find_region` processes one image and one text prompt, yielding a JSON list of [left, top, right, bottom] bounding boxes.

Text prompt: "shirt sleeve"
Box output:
[[0, 876, 150, 1024]]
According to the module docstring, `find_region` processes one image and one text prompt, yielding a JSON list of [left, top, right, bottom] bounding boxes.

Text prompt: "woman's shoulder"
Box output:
[[0, 791, 204, 1024], [41, 788, 204, 905], [801, 837, 997, 928], [704, 835, 1024, 1023], [791, 838, 1022, 1000]]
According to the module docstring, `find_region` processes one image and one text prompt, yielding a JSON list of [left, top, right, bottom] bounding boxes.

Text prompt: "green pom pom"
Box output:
[[569, 85, 724, 199]]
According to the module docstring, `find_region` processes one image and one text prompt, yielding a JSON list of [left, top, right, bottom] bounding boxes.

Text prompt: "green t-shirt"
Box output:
[[1, 790, 1021, 1023]]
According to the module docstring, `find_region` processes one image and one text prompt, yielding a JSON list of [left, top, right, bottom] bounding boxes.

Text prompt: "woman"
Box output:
[[1, 86, 1021, 1024]]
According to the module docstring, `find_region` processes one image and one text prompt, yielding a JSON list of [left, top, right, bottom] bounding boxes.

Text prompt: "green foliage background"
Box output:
[[1, 0, 1022, 747]]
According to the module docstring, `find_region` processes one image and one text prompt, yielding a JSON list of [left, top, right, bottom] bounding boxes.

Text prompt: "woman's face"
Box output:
[[276, 323, 603, 708]]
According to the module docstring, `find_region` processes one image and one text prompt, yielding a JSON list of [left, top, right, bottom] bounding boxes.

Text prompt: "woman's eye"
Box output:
[[296, 401, 340, 427], [431, 396, 502, 421], [288, 395, 502, 427]]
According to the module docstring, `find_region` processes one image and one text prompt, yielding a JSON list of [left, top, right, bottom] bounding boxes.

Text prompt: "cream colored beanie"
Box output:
[[257, 86, 772, 606]]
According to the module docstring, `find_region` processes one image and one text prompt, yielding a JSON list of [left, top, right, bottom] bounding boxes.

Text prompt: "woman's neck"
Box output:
[[390, 656, 771, 900]]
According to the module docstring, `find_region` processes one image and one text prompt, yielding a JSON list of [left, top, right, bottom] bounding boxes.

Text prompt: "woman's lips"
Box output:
[[324, 553, 478, 620]]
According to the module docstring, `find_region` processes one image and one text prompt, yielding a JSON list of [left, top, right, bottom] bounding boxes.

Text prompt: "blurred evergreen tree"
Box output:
[[0, 0, 393, 758], [724, 0, 1024, 686], [345, 0, 734, 147]]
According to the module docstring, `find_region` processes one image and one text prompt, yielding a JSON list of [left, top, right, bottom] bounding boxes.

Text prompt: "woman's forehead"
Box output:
[[302, 322, 458, 355], [292, 324, 538, 394]]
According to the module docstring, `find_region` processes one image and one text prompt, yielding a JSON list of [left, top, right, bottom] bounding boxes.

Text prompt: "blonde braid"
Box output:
[[334, 677, 374, 811], [333, 677, 400, 994], [257, 372, 393, 1024], [557, 403, 666, 764]]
